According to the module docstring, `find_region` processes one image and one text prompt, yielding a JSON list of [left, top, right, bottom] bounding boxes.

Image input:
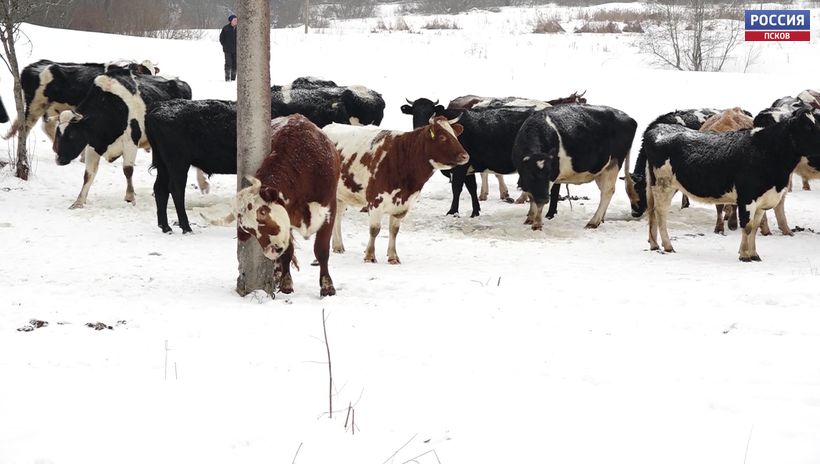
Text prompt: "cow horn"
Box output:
[[405, 98, 414, 104], [433, 99, 439, 105], [244, 175, 262, 193], [448, 114, 462, 125]]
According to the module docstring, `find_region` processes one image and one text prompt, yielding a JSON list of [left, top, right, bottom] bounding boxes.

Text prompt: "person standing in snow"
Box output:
[[219, 14, 238, 82]]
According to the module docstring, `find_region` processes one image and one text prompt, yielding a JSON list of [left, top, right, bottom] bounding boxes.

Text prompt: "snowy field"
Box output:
[[2, 4, 820, 463]]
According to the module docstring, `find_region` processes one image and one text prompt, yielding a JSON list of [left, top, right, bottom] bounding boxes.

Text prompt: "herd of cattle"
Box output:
[[3, 58, 820, 295]]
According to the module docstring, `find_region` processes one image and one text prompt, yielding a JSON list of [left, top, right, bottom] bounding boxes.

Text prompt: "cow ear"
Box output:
[[237, 226, 252, 242], [400, 105, 413, 115], [153, 67, 160, 74], [434, 105, 445, 115], [451, 123, 464, 137]]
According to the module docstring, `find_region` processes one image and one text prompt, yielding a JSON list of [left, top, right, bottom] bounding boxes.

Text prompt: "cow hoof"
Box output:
[[649, 245, 660, 251], [279, 275, 294, 294], [182, 228, 193, 234], [320, 277, 336, 296], [388, 257, 401, 265], [782, 230, 795, 237], [364, 257, 377, 264], [503, 197, 514, 204], [479, 194, 488, 201], [750, 254, 762, 262], [524, 218, 533, 225], [445, 209, 458, 216], [125, 196, 135, 204], [739, 256, 752, 262], [332, 246, 345, 254], [68, 202, 84, 210], [160, 226, 173, 234], [584, 223, 600, 229], [311, 259, 319, 267], [714, 228, 724, 235], [470, 211, 480, 218], [546, 214, 556, 220], [531, 224, 543, 231]]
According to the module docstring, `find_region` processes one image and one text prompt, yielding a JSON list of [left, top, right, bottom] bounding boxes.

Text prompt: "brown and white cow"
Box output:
[[211, 115, 340, 297], [323, 116, 468, 264], [701, 107, 792, 236]]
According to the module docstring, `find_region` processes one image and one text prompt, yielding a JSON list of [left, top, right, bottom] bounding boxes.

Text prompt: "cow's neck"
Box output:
[[754, 122, 804, 173]]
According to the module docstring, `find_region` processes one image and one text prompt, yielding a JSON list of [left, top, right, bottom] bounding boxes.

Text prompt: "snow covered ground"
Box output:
[[2, 4, 820, 463]]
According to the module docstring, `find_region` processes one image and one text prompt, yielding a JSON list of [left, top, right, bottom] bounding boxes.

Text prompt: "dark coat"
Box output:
[[219, 24, 237, 54]]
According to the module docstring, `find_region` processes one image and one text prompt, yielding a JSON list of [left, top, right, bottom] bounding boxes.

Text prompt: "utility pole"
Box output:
[[236, 0, 275, 296], [305, 0, 310, 34]]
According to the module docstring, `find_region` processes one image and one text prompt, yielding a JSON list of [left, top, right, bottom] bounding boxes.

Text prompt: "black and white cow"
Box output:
[[643, 107, 820, 261], [629, 108, 720, 217], [5, 59, 158, 142], [401, 98, 537, 217], [512, 104, 638, 230], [54, 69, 192, 208], [270, 77, 385, 127], [146, 99, 238, 233]]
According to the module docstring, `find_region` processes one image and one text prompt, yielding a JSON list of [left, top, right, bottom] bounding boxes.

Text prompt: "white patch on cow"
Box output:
[[522, 156, 531, 162], [751, 127, 764, 135], [282, 85, 293, 104], [805, 112, 816, 124], [349, 117, 362, 126], [430, 160, 453, 170], [27, 68, 56, 131], [543, 114, 600, 184], [92, 74, 148, 161], [323, 123, 400, 206], [505, 98, 550, 110], [794, 156, 820, 180], [536, 160, 545, 170], [435, 119, 456, 137], [299, 202, 331, 239], [347, 85, 372, 100], [278, 191, 290, 205], [674, 116, 686, 125]]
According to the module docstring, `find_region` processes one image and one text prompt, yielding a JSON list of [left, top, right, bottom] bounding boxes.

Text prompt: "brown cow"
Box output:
[[323, 116, 468, 264], [700, 107, 792, 236], [211, 114, 340, 296]]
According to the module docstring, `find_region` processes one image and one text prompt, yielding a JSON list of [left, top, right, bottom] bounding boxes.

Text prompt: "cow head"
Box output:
[[401, 98, 445, 129], [235, 176, 292, 261], [516, 148, 558, 206], [421, 116, 468, 169], [629, 171, 648, 218], [54, 110, 87, 165], [788, 108, 820, 156]]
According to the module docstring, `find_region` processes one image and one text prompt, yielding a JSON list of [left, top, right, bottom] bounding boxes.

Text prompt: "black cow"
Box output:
[[0, 95, 8, 124], [512, 104, 638, 230], [55, 69, 192, 208], [5, 59, 157, 142], [147, 99, 238, 233], [270, 77, 385, 127], [629, 108, 720, 217], [643, 108, 820, 261], [401, 98, 537, 217]]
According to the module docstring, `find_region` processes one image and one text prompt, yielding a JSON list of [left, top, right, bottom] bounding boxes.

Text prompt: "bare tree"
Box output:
[[0, 0, 44, 180], [640, 0, 742, 72], [236, 0, 275, 296]]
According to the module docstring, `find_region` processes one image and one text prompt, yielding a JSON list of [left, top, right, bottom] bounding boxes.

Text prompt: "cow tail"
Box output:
[[2, 117, 20, 140]]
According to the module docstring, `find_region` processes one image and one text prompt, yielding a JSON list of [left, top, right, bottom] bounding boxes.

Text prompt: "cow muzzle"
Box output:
[[456, 153, 469, 165]]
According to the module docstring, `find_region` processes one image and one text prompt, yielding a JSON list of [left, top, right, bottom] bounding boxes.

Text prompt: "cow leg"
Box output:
[[446, 168, 465, 216], [153, 165, 172, 233], [364, 212, 382, 263], [546, 183, 561, 220], [737, 204, 752, 261], [314, 211, 336, 297], [787, 175, 793, 192], [531, 202, 546, 231], [803, 176, 811, 191], [515, 191, 529, 204], [479, 171, 489, 201], [387, 215, 403, 265], [332, 200, 347, 253], [70, 147, 101, 209], [680, 194, 690, 209], [586, 162, 618, 229], [746, 206, 765, 262], [122, 149, 137, 204], [465, 173, 480, 217], [169, 168, 192, 233], [773, 193, 793, 236], [727, 205, 738, 230], [196, 168, 211, 195], [759, 212, 772, 236], [714, 205, 725, 235], [651, 184, 675, 253], [497, 174, 512, 202], [525, 197, 537, 225], [278, 243, 295, 294]]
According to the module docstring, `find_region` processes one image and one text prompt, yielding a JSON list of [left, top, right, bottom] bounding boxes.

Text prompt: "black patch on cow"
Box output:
[[130, 119, 141, 145]]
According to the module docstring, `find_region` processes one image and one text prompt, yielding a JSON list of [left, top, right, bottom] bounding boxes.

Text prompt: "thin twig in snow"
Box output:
[[382, 433, 418, 464], [322, 308, 333, 418], [292, 442, 303, 464], [743, 425, 754, 464]]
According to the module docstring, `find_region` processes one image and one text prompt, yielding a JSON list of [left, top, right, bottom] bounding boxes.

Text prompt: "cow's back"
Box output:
[[323, 123, 394, 205], [458, 107, 536, 172], [137, 75, 193, 105]]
